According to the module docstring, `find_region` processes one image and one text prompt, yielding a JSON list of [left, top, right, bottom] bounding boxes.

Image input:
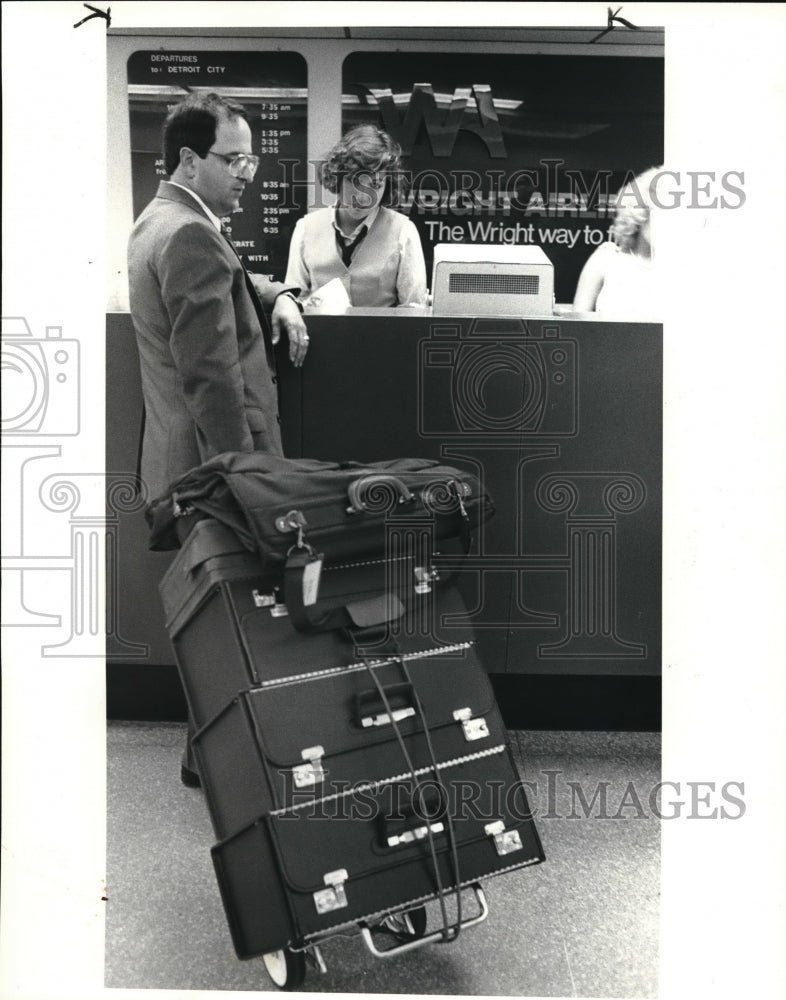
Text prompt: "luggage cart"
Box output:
[[260, 884, 488, 990], [158, 509, 544, 990]]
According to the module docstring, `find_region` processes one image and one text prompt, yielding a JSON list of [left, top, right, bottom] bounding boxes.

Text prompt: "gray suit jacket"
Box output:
[[128, 181, 293, 501]]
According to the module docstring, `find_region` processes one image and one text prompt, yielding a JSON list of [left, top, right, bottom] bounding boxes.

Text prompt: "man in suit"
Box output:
[[128, 92, 309, 785], [128, 91, 309, 503]]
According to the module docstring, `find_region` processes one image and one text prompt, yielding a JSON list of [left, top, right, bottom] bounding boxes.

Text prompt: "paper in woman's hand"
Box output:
[[302, 277, 351, 315]]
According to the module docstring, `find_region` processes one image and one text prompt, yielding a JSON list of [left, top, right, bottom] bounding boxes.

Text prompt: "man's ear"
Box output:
[[179, 146, 197, 177]]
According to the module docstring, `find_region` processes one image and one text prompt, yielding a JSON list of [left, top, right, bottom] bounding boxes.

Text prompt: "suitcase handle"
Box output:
[[355, 682, 416, 729], [346, 474, 415, 514], [379, 782, 445, 843], [359, 884, 489, 958]]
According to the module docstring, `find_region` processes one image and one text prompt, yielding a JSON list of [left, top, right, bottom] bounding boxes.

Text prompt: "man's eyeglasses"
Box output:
[[206, 151, 260, 179]]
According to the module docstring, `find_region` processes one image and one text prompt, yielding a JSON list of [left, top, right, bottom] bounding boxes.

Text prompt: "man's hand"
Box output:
[[271, 293, 309, 368]]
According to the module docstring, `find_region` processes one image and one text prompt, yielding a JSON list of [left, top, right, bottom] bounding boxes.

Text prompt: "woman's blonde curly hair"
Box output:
[[610, 166, 661, 251]]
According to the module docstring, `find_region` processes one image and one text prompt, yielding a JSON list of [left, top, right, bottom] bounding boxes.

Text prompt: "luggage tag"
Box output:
[[287, 545, 323, 608], [301, 551, 323, 607]]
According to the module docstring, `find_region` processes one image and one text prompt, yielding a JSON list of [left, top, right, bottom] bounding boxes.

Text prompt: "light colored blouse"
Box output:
[[285, 206, 427, 308]]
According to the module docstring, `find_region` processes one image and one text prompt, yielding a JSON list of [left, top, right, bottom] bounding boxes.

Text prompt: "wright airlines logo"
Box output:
[[356, 83, 507, 159]]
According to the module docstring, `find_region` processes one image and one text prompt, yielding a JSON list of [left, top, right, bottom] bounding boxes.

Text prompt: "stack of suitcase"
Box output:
[[157, 461, 544, 988]]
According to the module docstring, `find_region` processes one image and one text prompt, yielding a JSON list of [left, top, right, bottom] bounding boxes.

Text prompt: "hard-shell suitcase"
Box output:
[[192, 634, 505, 841], [160, 517, 475, 729], [159, 518, 350, 728], [211, 745, 544, 958]]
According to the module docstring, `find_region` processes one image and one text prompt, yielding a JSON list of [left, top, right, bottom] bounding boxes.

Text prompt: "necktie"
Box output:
[[221, 227, 277, 369], [337, 224, 368, 268]]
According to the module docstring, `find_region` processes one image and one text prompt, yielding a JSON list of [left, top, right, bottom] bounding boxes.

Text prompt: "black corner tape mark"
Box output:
[[74, 4, 111, 29], [590, 6, 639, 44]]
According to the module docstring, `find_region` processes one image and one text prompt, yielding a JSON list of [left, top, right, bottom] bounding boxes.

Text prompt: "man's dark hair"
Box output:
[[162, 92, 249, 176]]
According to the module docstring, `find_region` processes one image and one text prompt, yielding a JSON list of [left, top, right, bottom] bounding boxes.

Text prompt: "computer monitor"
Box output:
[[431, 244, 555, 317]]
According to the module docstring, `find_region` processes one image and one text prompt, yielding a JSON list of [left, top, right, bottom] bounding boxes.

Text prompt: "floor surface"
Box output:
[[106, 722, 660, 997]]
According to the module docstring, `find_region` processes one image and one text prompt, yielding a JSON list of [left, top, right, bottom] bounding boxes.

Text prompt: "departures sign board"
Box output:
[[126, 50, 307, 281]]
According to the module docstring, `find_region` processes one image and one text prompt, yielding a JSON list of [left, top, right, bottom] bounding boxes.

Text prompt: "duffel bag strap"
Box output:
[[444, 479, 473, 555]]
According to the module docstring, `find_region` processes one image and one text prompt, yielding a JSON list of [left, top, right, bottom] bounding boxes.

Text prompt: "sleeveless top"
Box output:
[[595, 244, 659, 321]]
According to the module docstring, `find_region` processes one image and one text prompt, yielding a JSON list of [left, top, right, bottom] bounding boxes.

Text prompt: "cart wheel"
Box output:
[[382, 904, 428, 942], [262, 948, 306, 991]]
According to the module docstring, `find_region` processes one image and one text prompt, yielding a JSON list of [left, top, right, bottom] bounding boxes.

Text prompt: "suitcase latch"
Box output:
[[485, 820, 523, 856], [386, 821, 445, 847], [413, 565, 439, 595], [252, 589, 289, 617], [360, 706, 416, 728], [292, 745, 325, 788], [453, 707, 490, 742], [313, 868, 349, 914]]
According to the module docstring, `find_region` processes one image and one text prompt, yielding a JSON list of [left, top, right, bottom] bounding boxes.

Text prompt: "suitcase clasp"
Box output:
[[252, 588, 289, 617], [413, 565, 439, 594], [386, 821, 445, 847], [360, 706, 416, 728], [313, 868, 349, 914], [252, 589, 276, 607], [453, 707, 490, 742], [292, 745, 325, 788], [485, 820, 523, 856]]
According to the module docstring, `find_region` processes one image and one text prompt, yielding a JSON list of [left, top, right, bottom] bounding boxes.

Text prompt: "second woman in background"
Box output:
[[285, 125, 427, 309], [572, 166, 660, 321]]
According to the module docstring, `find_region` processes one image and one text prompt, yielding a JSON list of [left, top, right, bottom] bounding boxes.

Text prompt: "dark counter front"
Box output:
[[106, 312, 661, 729]]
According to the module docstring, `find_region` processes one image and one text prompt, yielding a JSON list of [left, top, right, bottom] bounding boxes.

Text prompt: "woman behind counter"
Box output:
[[573, 166, 660, 321], [285, 125, 427, 309]]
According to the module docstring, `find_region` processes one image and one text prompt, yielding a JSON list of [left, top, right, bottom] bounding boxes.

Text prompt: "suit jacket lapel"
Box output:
[[155, 182, 276, 367]]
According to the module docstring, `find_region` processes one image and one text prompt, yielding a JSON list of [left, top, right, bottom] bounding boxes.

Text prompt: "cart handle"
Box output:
[[359, 884, 488, 959]]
